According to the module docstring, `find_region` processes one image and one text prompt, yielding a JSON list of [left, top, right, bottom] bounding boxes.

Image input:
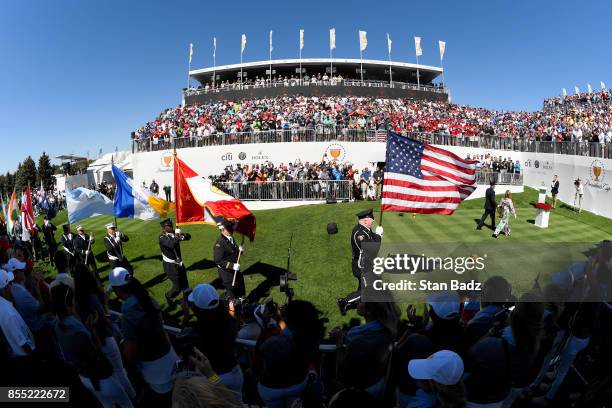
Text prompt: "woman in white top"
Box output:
[[493, 190, 517, 238], [574, 178, 584, 213]]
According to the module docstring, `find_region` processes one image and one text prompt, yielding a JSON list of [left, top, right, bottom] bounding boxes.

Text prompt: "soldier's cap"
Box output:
[[217, 219, 234, 231], [105, 223, 116, 229], [76, 225, 84, 231], [160, 218, 173, 228], [356, 208, 375, 220]]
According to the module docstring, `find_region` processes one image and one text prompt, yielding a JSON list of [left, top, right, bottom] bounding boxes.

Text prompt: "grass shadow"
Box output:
[[242, 261, 287, 304], [526, 219, 535, 225], [186, 258, 217, 271]]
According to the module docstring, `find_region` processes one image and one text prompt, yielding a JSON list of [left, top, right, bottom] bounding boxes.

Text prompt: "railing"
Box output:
[[132, 129, 612, 160], [475, 171, 523, 186], [183, 78, 446, 96], [215, 180, 351, 201]]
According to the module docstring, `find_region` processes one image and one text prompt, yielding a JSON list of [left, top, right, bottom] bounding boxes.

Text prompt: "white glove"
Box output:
[[375, 226, 384, 236], [85, 250, 90, 255], [175, 228, 181, 235], [232, 263, 240, 272], [238, 245, 245, 253], [114, 234, 121, 243]]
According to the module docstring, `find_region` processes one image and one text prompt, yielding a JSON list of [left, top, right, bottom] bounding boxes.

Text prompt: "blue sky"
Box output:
[[1, 0, 610, 173]]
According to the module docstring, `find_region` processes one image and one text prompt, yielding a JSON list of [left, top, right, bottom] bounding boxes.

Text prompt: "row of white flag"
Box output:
[[563, 82, 607, 96], [188, 30, 446, 63]]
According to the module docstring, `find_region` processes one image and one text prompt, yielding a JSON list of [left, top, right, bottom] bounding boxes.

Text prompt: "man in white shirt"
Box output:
[[0, 269, 36, 357]]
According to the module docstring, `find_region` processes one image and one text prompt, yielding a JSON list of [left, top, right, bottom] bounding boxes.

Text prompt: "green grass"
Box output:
[[37, 187, 611, 329]]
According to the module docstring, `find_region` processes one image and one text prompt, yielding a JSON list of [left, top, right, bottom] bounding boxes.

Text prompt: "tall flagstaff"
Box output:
[[439, 40, 446, 87], [213, 37, 217, 89], [187, 43, 193, 89], [414, 36, 422, 88], [387, 33, 393, 86], [240, 34, 246, 86], [329, 28, 336, 78], [269, 30, 273, 83], [299, 29, 304, 83], [359, 30, 367, 83]]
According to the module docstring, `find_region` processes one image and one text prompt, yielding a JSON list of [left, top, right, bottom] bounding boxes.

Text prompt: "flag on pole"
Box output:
[[439, 40, 446, 61], [174, 154, 256, 240], [0, 196, 5, 225], [300, 29, 304, 50], [21, 185, 35, 234], [269, 30, 273, 53], [587, 83, 592, 93], [601, 81, 606, 90], [359, 30, 368, 52], [415, 37, 423, 57], [330, 28, 336, 50], [562, 88, 567, 97], [189, 43, 193, 64], [66, 187, 114, 224], [241, 34, 246, 54], [112, 165, 174, 220], [574, 86, 580, 95], [213, 37, 216, 58], [387, 33, 392, 55], [381, 132, 477, 215], [7, 192, 18, 236]]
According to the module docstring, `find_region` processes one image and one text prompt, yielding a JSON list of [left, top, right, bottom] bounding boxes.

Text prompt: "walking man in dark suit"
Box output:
[[477, 180, 497, 230]]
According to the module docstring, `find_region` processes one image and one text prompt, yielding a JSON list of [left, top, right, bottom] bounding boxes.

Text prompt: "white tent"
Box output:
[[87, 151, 133, 186]]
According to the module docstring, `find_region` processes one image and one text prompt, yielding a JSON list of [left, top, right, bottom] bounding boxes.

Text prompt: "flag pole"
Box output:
[[269, 31, 272, 84], [388, 35, 392, 87], [213, 38, 216, 89], [187, 45, 191, 90], [416, 53, 420, 89], [299, 30, 302, 84], [232, 235, 245, 287], [110, 156, 118, 229]]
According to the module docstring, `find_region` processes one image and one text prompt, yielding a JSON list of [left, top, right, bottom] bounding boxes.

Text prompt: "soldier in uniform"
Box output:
[[159, 218, 191, 306], [213, 219, 245, 301], [42, 216, 57, 266], [73, 225, 98, 278], [337, 208, 384, 315], [60, 224, 76, 271], [103, 223, 132, 273]]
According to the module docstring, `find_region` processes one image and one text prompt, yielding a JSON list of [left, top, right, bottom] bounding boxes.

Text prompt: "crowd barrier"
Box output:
[[184, 78, 446, 97], [212, 172, 521, 202], [132, 130, 612, 160]]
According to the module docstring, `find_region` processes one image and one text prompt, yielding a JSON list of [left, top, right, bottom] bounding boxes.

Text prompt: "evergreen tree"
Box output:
[[16, 157, 37, 190], [37, 152, 54, 190]]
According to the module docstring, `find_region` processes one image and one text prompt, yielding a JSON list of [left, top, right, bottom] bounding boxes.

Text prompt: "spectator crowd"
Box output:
[[133, 89, 612, 146]]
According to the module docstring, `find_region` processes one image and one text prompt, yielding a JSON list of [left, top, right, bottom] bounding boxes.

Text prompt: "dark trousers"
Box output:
[[478, 209, 496, 228], [46, 242, 57, 266], [164, 262, 188, 300], [218, 267, 245, 300], [165, 191, 171, 202]]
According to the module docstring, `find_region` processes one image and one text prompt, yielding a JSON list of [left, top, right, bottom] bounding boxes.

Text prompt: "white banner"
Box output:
[[415, 36, 422, 57]]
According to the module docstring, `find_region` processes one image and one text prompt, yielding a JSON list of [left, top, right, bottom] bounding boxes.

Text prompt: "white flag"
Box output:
[[415, 36, 423, 57], [330, 28, 336, 50], [601, 81, 607, 90], [241, 34, 246, 54], [300, 29, 304, 50], [439, 40, 446, 61], [574, 85, 580, 95], [562, 88, 567, 97], [213, 37, 216, 58], [359, 30, 367, 52], [587, 83, 592, 93], [269, 30, 273, 53], [387, 33, 392, 55], [189, 43, 193, 64]]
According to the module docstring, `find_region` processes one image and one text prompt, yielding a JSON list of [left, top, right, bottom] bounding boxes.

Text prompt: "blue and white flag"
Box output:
[[112, 165, 173, 220], [66, 187, 114, 224]]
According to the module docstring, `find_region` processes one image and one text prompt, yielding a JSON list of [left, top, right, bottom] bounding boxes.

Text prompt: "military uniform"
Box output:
[[159, 219, 191, 302], [103, 223, 132, 273], [42, 220, 57, 266], [213, 221, 245, 300], [60, 227, 76, 270], [73, 227, 98, 276]]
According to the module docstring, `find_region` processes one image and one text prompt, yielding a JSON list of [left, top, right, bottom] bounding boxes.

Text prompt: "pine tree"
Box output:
[[37, 152, 54, 190], [16, 157, 37, 190], [5, 172, 14, 194]]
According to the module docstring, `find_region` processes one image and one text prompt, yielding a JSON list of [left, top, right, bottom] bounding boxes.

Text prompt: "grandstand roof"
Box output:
[[189, 58, 443, 85]]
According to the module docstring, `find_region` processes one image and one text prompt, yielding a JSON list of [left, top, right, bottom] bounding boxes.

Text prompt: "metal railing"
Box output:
[[132, 129, 612, 160], [183, 78, 446, 96], [475, 171, 523, 186], [215, 180, 351, 201]]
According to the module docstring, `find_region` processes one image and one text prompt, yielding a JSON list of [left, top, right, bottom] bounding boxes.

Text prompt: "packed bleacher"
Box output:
[[133, 89, 612, 147], [0, 233, 610, 407]]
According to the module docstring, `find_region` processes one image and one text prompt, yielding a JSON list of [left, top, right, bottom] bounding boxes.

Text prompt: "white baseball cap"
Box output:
[[187, 284, 220, 310], [3, 258, 27, 272], [408, 350, 464, 386], [0, 269, 14, 289], [427, 291, 460, 320], [107, 267, 131, 290]]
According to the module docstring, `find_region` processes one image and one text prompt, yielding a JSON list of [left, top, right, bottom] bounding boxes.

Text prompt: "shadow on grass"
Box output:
[[186, 258, 217, 271], [526, 219, 535, 225], [243, 261, 287, 304]]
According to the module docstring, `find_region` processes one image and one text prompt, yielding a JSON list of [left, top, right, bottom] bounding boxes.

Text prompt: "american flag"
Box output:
[[382, 132, 477, 214], [366, 130, 388, 143]]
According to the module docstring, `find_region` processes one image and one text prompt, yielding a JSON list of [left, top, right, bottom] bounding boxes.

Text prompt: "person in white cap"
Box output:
[[183, 284, 243, 398], [408, 350, 466, 406], [109, 267, 178, 396], [74, 225, 98, 278], [103, 223, 132, 273], [4, 258, 45, 340], [0, 269, 36, 358]]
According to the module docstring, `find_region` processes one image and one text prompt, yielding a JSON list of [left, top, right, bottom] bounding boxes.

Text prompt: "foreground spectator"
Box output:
[[408, 350, 467, 408]]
